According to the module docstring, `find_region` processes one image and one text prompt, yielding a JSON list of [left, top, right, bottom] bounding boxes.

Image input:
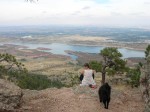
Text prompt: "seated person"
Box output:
[[80, 63, 96, 88], [80, 73, 94, 81]]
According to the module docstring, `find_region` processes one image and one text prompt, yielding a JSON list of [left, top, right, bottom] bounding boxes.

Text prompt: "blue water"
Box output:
[[5, 43, 144, 60]]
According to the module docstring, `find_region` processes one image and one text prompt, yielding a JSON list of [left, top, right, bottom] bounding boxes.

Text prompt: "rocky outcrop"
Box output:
[[19, 86, 144, 112], [0, 79, 23, 111], [140, 59, 150, 112]]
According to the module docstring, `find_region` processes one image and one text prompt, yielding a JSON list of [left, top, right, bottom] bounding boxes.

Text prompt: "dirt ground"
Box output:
[[18, 85, 144, 112]]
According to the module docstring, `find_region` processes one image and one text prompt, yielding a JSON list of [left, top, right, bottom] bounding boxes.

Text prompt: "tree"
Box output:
[[127, 65, 141, 87], [0, 53, 27, 76], [140, 45, 150, 111], [89, 61, 102, 72], [145, 44, 150, 63], [90, 47, 126, 84], [131, 45, 150, 88]]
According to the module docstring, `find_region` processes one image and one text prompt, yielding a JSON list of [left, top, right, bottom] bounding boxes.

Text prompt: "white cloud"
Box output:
[[0, 0, 149, 27], [82, 6, 91, 10]]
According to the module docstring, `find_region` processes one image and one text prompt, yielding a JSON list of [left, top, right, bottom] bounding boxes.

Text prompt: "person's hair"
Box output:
[[84, 63, 90, 68]]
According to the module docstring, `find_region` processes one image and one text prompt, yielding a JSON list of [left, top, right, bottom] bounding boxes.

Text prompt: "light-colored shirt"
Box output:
[[80, 69, 96, 86]]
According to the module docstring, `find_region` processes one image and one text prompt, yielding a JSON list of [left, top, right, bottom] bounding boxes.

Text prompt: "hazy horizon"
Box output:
[[0, 0, 150, 28]]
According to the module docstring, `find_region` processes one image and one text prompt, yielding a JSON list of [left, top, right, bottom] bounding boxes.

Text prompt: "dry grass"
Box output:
[[24, 58, 79, 76]]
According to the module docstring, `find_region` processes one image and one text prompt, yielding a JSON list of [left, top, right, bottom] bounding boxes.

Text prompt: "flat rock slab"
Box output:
[[19, 86, 144, 112]]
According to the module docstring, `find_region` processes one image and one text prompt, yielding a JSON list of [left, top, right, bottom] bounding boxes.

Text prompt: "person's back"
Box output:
[[80, 63, 96, 86], [83, 69, 94, 83]]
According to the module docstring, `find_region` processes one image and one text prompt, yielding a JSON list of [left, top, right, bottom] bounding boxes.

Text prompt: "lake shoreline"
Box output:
[[63, 42, 146, 51], [0, 42, 145, 59], [0, 35, 149, 52]]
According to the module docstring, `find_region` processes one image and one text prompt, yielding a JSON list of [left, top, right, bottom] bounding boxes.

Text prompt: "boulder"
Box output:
[[0, 79, 23, 111]]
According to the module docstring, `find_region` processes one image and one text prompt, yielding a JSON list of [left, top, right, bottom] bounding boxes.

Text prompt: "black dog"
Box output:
[[98, 83, 111, 109]]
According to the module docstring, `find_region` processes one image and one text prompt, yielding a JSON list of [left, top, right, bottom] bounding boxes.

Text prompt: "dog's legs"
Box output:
[[103, 100, 107, 109], [106, 98, 110, 109], [100, 96, 102, 102], [99, 92, 102, 102], [99, 92, 103, 102]]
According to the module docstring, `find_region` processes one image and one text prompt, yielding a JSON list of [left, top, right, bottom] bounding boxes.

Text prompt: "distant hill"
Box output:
[[0, 26, 150, 43]]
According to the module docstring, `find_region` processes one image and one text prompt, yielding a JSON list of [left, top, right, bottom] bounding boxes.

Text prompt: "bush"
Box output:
[[8, 71, 65, 90], [69, 74, 79, 87], [127, 67, 141, 87], [0, 53, 66, 90]]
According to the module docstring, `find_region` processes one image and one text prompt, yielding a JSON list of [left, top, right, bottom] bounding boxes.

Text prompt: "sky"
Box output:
[[0, 0, 150, 27]]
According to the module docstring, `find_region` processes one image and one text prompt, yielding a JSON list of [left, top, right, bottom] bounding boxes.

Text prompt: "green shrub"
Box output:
[[127, 67, 141, 87], [8, 71, 65, 90], [0, 53, 67, 90], [69, 74, 79, 87]]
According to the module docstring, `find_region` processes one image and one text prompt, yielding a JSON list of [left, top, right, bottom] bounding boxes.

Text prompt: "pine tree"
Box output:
[[90, 47, 126, 84], [0, 53, 27, 76]]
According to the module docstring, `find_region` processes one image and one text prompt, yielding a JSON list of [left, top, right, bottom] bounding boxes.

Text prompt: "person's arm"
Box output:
[[79, 70, 84, 82], [92, 70, 95, 79], [92, 70, 96, 74], [81, 70, 84, 75]]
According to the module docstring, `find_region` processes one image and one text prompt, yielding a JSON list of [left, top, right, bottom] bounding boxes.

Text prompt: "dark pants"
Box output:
[[79, 73, 95, 81]]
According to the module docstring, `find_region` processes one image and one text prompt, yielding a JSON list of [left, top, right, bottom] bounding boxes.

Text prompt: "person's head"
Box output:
[[84, 63, 90, 69]]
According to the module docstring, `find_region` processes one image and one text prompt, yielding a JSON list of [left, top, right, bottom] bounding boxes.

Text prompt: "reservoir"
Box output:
[[4, 43, 145, 59]]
